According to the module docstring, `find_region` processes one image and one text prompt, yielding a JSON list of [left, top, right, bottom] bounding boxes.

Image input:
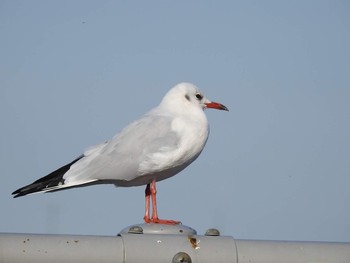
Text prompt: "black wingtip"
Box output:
[[12, 191, 26, 198], [12, 187, 25, 198], [12, 183, 43, 198], [12, 155, 84, 198]]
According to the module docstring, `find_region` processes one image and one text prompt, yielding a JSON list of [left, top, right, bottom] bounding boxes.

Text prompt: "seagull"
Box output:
[[12, 82, 228, 224]]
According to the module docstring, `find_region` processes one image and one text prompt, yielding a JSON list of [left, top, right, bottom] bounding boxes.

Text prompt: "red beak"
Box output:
[[205, 101, 229, 111]]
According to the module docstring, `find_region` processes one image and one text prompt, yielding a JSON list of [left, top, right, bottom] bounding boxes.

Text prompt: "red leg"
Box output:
[[148, 179, 180, 225], [143, 183, 151, 223]]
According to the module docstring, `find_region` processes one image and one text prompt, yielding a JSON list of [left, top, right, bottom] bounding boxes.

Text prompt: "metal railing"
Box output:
[[1, 223, 349, 263]]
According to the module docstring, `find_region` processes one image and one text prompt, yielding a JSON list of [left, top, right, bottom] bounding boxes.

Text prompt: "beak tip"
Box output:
[[222, 105, 229, 111]]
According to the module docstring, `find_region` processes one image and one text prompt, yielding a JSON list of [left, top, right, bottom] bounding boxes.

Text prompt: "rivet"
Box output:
[[205, 228, 220, 236], [128, 225, 143, 234], [172, 252, 192, 263]]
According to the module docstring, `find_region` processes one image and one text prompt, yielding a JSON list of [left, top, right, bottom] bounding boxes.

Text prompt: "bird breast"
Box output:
[[137, 113, 209, 179]]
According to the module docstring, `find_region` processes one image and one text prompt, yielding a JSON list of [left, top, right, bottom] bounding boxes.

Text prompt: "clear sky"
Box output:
[[1, 1, 349, 242]]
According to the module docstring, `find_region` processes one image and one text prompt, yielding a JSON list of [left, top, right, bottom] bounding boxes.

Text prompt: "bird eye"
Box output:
[[195, 93, 203, 100]]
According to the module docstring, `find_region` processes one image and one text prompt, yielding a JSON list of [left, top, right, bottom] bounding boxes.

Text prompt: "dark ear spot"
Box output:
[[185, 94, 190, 101]]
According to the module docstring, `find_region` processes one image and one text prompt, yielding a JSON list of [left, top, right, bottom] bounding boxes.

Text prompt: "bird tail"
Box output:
[[12, 155, 84, 198]]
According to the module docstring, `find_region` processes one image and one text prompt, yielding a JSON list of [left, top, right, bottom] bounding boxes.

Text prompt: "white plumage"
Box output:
[[13, 82, 228, 224]]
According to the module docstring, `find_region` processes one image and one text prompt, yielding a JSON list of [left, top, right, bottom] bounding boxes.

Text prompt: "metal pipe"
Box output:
[[0, 233, 124, 263], [1, 224, 349, 263], [236, 239, 350, 263]]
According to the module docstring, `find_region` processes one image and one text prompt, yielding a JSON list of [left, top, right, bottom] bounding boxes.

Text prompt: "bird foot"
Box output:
[[144, 217, 181, 225]]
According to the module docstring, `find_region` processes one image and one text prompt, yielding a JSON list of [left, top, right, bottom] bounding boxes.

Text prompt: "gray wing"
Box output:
[[63, 111, 180, 185]]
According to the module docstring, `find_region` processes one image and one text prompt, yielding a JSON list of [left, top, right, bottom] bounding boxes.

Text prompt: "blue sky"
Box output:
[[1, 1, 349, 242]]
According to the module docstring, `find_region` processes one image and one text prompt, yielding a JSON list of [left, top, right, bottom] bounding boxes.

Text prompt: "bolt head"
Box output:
[[128, 225, 143, 234], [172, 252, 192, 263], [205, 228, 220, 236]]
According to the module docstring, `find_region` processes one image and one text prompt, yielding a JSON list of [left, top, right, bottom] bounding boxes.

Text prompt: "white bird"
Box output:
[[12, 82, 228, 224]]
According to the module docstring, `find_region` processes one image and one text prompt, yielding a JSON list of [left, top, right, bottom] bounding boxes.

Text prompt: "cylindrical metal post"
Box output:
[[235, 239, 350, 263], [0, 233, 124, 263], [1, 223, 350, 263]]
